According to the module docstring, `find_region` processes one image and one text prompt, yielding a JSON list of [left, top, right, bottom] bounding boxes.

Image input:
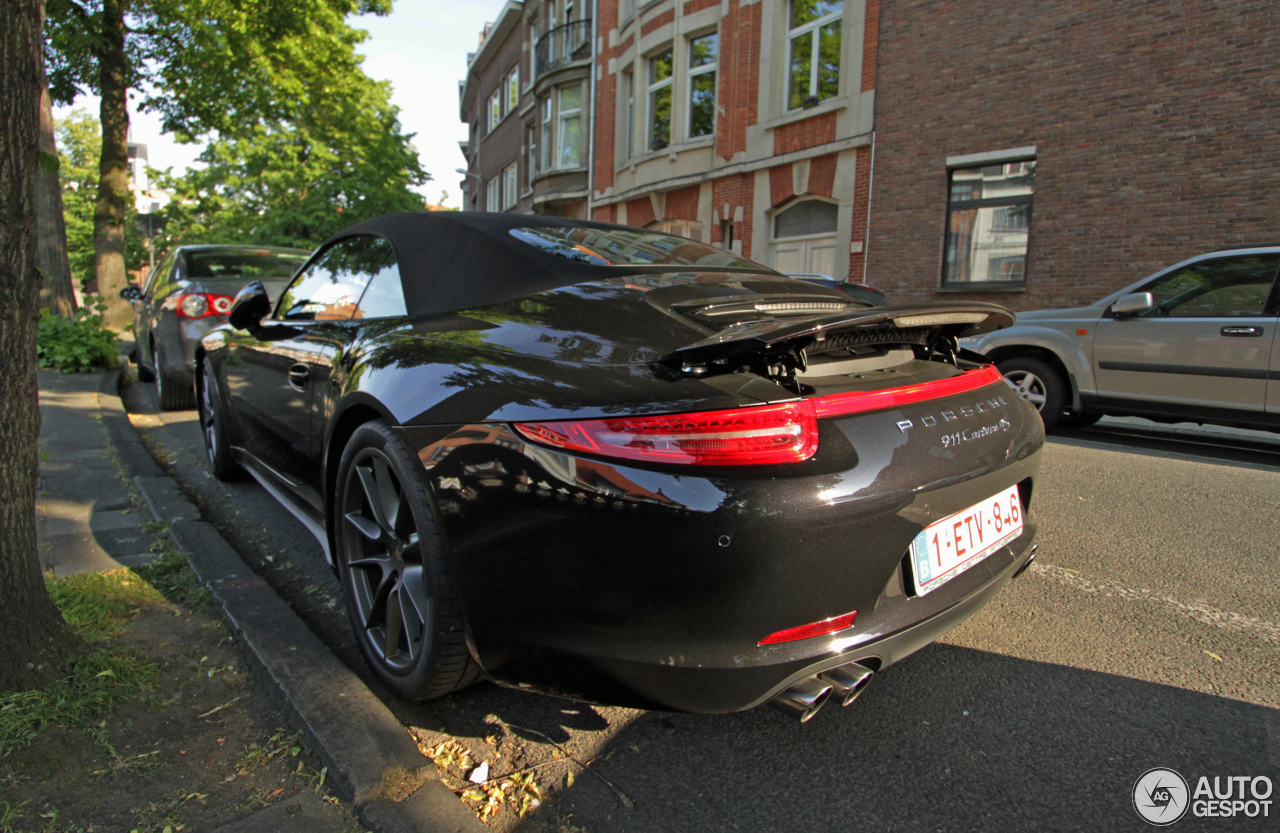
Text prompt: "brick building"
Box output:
[[459, 1, 1277, 309], [589, 0, 879, 279], [866, 0, 1280, 310], [459, 0, 595, 218], [459, 0, 880, 278]]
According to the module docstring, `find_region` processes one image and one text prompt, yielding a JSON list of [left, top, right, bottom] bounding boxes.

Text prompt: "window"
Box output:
[[774, 200, 839, 239], [277, 236, 391, 321], [787, 1, 842, 111], [648, 49, 673, 150], [503, 162, 518, 209], [353, 250, 407, 320], [687, 34, 717, 139], [943, 160, 1035, 286], [488, 90, 502, 132], [1135, 256, 1280, 318], [486, 176, 501, 212], [488, 66, 520, 133], [557, 85, 583, 168]]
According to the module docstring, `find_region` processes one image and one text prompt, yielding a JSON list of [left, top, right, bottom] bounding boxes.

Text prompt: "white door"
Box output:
[[771, 199, 840, 277]]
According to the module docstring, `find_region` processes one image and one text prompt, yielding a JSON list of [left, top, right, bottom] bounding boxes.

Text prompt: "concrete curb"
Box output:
[[98, 369, 485, 833]]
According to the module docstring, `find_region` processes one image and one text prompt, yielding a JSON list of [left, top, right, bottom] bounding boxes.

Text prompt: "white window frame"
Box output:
[[486, 176, 501, 212], [787, 0, 843, 112], [556, 84, 583, 169], [526, 125, 538, 185], [503, 162, 518, 209], [622, 68, 635, 159], [506, 67, 519, 113], [647, 48, 673, 151], [539, 96, 553, 171], [488, 90, 501, 132], [686, 33, 718, 140]]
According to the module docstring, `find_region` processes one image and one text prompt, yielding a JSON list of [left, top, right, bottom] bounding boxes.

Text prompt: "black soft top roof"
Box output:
[[321, 212, 775, 318]]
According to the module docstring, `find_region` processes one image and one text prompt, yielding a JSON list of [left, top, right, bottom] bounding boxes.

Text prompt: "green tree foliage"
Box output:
[[157, 77, 427, 249], [43, 0, 422, 317]]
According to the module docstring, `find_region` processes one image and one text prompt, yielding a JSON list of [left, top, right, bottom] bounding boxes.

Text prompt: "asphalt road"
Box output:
[[122, 373, 1280, 833]]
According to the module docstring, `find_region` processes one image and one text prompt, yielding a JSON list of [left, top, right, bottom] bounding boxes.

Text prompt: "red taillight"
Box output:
[[811, 365, 1004, 419], [513, 366, 1006, 466], [759, 610, 858, 645], [513, 401, 819, 466], [176, 293, 235, 318]]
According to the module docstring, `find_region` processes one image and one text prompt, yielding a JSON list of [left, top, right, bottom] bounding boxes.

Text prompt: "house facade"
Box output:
[[459, 1, 1278, 310], [865, 0, 1280, 310], [589, 0, 878, 280], [459, 0, 596, 219]]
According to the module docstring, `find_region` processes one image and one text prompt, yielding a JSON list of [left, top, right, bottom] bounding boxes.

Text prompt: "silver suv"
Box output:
[[963, 246, 1280, 431]]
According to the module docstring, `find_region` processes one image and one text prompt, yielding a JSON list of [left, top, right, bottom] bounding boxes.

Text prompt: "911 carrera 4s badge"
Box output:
[[910, 485, 1024, 596]]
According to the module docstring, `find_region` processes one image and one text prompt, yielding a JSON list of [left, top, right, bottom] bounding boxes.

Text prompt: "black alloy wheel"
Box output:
[[198, 358, 244, 481], [154, 342, 195, 410], [335, 421, 477, 699]]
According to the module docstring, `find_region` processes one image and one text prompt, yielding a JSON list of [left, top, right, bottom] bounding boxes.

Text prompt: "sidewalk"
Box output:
[[35, 370, 158, 576], [34, 368, 484, 833]]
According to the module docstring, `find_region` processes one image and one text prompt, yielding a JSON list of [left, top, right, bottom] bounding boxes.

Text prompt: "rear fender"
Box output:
[[969, 325, 1095, 408]]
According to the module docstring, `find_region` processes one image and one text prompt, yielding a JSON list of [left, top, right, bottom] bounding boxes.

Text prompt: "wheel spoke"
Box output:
[[384, 578, 405, 658], [355, 464, 395, 538], [400, 563, 429, 625], [396, 577, 423, 661], [372, 457, 401, 533], [344, 510, 383, 542]]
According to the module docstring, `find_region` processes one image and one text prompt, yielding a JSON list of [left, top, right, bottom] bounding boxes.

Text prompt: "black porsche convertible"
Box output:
[[197, 213, 1042, 721]]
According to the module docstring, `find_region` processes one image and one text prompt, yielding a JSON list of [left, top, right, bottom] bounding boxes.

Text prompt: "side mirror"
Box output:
[[119, 285, 142, 302], [1112, 291, 1154, 317], [228, 281, 271, 331]]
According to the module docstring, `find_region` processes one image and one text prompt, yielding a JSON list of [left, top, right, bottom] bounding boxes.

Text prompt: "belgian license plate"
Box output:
[[910, 486, 1023, 596]]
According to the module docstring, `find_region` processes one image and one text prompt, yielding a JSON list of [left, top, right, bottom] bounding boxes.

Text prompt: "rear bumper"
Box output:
[[404, 390, 1044, 713], [471, 518, 1036, 714]]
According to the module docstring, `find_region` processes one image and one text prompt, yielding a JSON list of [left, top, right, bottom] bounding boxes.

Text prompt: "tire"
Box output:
[[197, 358, 245, 481], [154, 343, 195, 410], [136, 343, 156, 383], [998, 356, 1068, 429], [335, 421, 479, 700], [1058, 411, 1103, 430]]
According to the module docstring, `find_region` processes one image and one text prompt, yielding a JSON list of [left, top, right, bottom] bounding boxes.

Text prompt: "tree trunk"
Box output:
[[0, 0, 79, 695], [93, 0, 131, 328], [37, 59, 76, 318]]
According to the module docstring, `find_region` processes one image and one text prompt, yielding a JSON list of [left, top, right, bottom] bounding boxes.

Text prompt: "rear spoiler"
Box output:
[[656, 302, 1015, 368]]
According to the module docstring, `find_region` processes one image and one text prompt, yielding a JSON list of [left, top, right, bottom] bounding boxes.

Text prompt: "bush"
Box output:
[[36, 299, 120, 372]]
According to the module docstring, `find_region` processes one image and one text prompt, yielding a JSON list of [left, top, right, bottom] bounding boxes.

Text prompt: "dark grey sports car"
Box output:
[[197, 213, 1042, 721], [121, 244, 309, 409]]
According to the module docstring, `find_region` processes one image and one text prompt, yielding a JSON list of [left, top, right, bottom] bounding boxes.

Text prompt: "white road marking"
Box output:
[[1030, 563, 1280, 646]]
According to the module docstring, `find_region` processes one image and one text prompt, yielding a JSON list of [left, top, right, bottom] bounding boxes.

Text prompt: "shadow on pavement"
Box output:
[[489, 643, 1279, 832]]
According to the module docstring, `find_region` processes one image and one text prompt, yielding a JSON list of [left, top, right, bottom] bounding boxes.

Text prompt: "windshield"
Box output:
[[187, 250, 308, 279]]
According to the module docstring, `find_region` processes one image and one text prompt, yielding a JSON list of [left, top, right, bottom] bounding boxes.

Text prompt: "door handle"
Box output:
[[1220, 326, 1263, 337], [287, 363, 310, 391]]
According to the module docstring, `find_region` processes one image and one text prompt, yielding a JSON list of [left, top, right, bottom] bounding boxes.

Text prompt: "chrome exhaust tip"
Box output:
[[818, 663, 874, 707], [1012, 543, 1039, 580], [769, 677, 833, 722]]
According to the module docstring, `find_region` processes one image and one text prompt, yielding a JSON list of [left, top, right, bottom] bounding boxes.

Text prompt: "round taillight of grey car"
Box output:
[[180, 294, 209, 318]]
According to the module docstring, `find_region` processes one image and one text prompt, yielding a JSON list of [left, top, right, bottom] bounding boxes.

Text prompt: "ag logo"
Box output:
[[1134, 768, 1190, 825]]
